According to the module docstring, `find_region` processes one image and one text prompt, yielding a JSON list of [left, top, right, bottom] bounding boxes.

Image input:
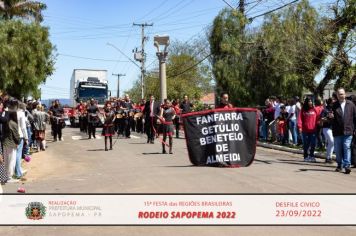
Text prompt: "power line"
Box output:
[[146, 22, 211, 74], [107, 42, 141, 69], [221, 0, 234, 9], [221, 0, 266, 10], [249, 0, 300, 21], [148, 0, 189, 22], [245, 0, 264, 14], [168, 53, 211, 79], [154, 0, 197, 23], [112, 73, 126, 98], [162, 1, 300, 80], [133, 22, 153, 99], [148, 23, 208, 35], [58, 53, 130, 62], [135, 0, 168, 21]]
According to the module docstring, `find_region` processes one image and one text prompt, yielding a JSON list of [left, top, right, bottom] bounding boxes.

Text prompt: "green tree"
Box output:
[[0, 20, 56, 98], [247, 0, 319, 104], [209, 0, 356, 106], [0, 0, 46, 22], [209, 8, 252, 106], [300, 0, 356, 96]]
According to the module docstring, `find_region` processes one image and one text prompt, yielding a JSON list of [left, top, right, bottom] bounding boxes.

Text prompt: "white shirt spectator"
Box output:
[[274, 102, 284, 120], [340, 100, 346, 117], [288, 105, 296, 120], [17, 109, 28, 140]]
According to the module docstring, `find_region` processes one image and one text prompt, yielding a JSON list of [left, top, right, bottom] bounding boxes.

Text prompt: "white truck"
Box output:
[[69, 69, 110, 126], [69, 69, 109, 107]]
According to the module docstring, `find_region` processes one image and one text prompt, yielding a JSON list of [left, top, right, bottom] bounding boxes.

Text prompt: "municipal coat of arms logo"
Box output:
[[25, 202, 46, 220]]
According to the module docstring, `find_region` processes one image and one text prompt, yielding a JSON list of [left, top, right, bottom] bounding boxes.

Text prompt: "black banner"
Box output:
[[182, 108, 257, 167]]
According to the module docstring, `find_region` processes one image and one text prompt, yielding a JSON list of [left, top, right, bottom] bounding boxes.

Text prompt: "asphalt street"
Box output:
[[1, 127, 356, 235]]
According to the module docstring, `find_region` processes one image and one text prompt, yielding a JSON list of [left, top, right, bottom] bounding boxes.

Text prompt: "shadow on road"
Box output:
[[277, 159, 335, 168], [87, 149, 105, 152], [298, 168, 336, 173], [142, 152, 163, 155], [254, 159, 273, 164], [162, 165, 196, 168]]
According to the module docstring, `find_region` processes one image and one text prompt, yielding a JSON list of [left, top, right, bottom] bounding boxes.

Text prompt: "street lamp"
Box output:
[[154, 35, 170, 103]]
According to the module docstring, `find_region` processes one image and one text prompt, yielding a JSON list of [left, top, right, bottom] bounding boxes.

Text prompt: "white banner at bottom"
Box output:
[[0, 194, 355, 225]]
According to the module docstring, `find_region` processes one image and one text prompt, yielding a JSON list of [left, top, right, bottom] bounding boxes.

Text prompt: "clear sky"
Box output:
[[40, 0, 332, 100]]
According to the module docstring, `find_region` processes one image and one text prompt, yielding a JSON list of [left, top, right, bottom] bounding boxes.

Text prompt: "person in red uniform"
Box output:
[[216, 92, 233, 109], [76, 101, 85, 132], [159, 99, 176, 154], [101, 102, 115, 151]]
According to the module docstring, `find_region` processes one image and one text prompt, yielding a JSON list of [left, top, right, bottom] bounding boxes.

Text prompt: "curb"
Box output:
[[257, 141, 333, 160]]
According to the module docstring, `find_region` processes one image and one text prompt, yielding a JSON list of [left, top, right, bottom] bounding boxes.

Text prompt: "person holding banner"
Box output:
[[216, 92, 233, 109], [180, 95, 194, 114], [159, 99, 176, 154]]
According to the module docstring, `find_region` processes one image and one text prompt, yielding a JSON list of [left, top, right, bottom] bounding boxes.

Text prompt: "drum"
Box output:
[[99, 113, 105, 125], [89, 114, 100, 124], [54, 117, 66, 128], [134, 112, 143, 120]]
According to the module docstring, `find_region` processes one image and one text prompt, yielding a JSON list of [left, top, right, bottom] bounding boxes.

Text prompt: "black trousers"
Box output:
[[124, 117, 132, 138], [174, 117, 180, 137], [52, 123, 62, 140], [118, 118, 125, 136], [79, 116, 85, 131], [136, 118, 144, 133], [82, 117, 88, 133], [145, 117, 157, 141], [88, 123, 96, 138]]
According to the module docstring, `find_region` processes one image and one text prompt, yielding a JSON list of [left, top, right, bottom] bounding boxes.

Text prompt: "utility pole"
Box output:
[[239, 0, 245, 33], [239, 0, 245, 14], [112, 73, 126, 98], [133, 22, 153, 99]]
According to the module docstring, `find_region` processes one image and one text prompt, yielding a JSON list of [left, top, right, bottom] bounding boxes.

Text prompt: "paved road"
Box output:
[[1, 127, 356, 235]]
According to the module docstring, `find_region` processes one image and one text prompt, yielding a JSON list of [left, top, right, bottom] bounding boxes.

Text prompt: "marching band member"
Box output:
[[76, 101, 86, 132], [82, 101, 88, 134], [134, 99, 145, 133], [87, 99, 99, 139], [121, 94, 134, 138], [159, 99, 176, 154], [101, 102, 115, 151], [49, 99, 64, 141], [116, 98, 125, 137]]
